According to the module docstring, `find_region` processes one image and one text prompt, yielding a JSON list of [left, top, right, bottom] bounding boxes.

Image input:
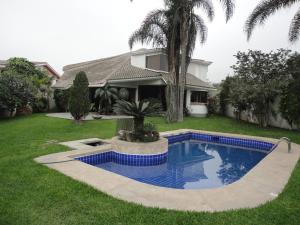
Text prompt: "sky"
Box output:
[[0, 0, 299, 83]]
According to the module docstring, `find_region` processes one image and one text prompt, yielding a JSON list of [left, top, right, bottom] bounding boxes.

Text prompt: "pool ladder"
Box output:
[[271, 137, 292, 153]]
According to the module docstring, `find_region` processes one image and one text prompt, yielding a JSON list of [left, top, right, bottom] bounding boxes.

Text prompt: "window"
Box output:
[[146, 54, 168, 71], [191, 91, 208, 104]]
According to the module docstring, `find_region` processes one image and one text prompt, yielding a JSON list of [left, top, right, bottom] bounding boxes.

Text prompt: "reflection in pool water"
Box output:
[[96, 140, 267, 189]]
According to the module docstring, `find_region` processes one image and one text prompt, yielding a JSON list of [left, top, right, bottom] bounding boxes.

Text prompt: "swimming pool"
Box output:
[[76, 132, 274, 189]]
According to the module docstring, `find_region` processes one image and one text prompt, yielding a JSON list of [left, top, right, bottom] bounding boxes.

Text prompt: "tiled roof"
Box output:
[[54, 49, 214, 89]]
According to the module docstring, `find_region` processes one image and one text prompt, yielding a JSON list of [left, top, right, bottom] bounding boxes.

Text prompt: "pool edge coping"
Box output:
[[34, 129, 300, 212]]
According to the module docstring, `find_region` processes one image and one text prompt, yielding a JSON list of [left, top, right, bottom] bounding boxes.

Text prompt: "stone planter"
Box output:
[[111, 136, 168, 155]]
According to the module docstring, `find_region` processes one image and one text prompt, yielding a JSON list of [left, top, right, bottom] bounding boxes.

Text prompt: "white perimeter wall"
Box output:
[[225, 97, 296, 130]]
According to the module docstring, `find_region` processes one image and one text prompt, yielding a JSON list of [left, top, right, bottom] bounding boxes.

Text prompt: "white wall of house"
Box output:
[[131, 54, 146, 69], [131, 50, 211, 82], [186, 89, 208, 117], [187, 62, 209, 81]]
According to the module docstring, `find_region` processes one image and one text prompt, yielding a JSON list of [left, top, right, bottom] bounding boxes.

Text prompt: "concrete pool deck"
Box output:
[[35, 129, 300, 212], [46, 113, 133, 120]]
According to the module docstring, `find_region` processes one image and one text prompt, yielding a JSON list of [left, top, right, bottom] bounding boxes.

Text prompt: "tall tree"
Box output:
[[129, 0, 217, 122], [231, 49, 291, 127], [129, 8, 181, 122], [69, 71, 90, 122], [2, 57, 53, 112], [129, 0, 234, 122], [279, 53, 300, 129], [245, 0, 300, 42], [168, 0, 234, 121]]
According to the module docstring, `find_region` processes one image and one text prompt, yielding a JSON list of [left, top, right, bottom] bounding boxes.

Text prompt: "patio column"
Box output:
[[135, 87, 139, 104], [186, 89, 191, 109]]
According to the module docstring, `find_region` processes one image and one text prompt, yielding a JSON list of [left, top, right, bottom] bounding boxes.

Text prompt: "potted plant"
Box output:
[[113, 100, 161, 142]]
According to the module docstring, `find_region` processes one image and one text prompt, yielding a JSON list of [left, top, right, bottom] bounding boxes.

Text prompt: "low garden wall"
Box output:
[[111, 136, 168, 155], [225, 97, 296, 130]]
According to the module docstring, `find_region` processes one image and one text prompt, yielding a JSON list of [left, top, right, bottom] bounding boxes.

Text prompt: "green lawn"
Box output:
[[0, 114, 300, 225]]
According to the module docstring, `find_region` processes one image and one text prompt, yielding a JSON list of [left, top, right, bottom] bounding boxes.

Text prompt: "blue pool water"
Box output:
[[94, 140, 267, 189]]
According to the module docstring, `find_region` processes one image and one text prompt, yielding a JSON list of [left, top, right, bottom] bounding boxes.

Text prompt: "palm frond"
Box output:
[[245, 0, 298, 40], [219, 0, 235, 22], [289, 8, 300, 42], [192, 0, 215, 21], [129, 9, 169, 49], [193, 14, 207, 44], [113, 100, 161, 117]]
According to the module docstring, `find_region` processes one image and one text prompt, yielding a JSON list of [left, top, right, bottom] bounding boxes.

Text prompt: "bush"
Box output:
[[207, 96, 218, 116], [32, 97, 48, 113], [183, 107, 190, 117], [94, 86, 118, 115], [118, 88, 129, 100], [54, 89, 70, 112], [69, 71, 90, 121], [143, 122, 159, 142], [0, 73, 35, 117]]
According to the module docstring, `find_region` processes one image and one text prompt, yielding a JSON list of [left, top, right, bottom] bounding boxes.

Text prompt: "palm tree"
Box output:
[[113, 100, 161, 136], [129, 0, 235, 122], [245, 0, 300, 43], [94, 85, 119, 115], [129, 8, 181, 122], [129, 1, 213, 122], [168, 0, 235, 121]]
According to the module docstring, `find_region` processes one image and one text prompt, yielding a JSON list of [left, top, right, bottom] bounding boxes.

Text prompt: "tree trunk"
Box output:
[[133, 117, 144, 135], [166, 28, 180, 123], [178, 9, 189, 122], [165, 83, 178, 122]]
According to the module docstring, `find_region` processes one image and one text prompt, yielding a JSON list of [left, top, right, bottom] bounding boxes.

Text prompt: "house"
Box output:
[[0, 60, 60, 85], [54, 48, 216, 117]]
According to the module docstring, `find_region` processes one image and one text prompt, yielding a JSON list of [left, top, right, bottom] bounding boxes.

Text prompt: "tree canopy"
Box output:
[[69, 71, 90, 121]]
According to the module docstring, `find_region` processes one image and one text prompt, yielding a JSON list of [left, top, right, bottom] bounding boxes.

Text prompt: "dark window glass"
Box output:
[[191, 91, 208, 103], [146, 54, 168, 72]]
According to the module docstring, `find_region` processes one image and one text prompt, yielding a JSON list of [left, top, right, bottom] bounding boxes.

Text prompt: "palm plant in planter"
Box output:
[[113, 100, 161, 142]]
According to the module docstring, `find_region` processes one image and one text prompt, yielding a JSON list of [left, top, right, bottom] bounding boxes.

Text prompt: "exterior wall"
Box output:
[[225, 97, 295, 130], [187, 62, 208, 81], [131, 54, 146, 69], [186, 89, 208, 117], [131, 50, 210, 81]]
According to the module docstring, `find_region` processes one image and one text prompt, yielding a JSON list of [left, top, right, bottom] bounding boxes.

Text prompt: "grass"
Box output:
[[0, 114, 299, 225]]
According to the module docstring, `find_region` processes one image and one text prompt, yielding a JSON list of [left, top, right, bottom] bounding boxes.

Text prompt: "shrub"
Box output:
[[32, 97, 48, 112], [0, 74, 35, 117], [207, 96, 218, 116], [118, 88, 129, 100], [143, 122, 159, 142], [54, 89, 70, 112], [94, 85, 118, 115], [69, 71, 90, 121], [183, 107, 190, 117]]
